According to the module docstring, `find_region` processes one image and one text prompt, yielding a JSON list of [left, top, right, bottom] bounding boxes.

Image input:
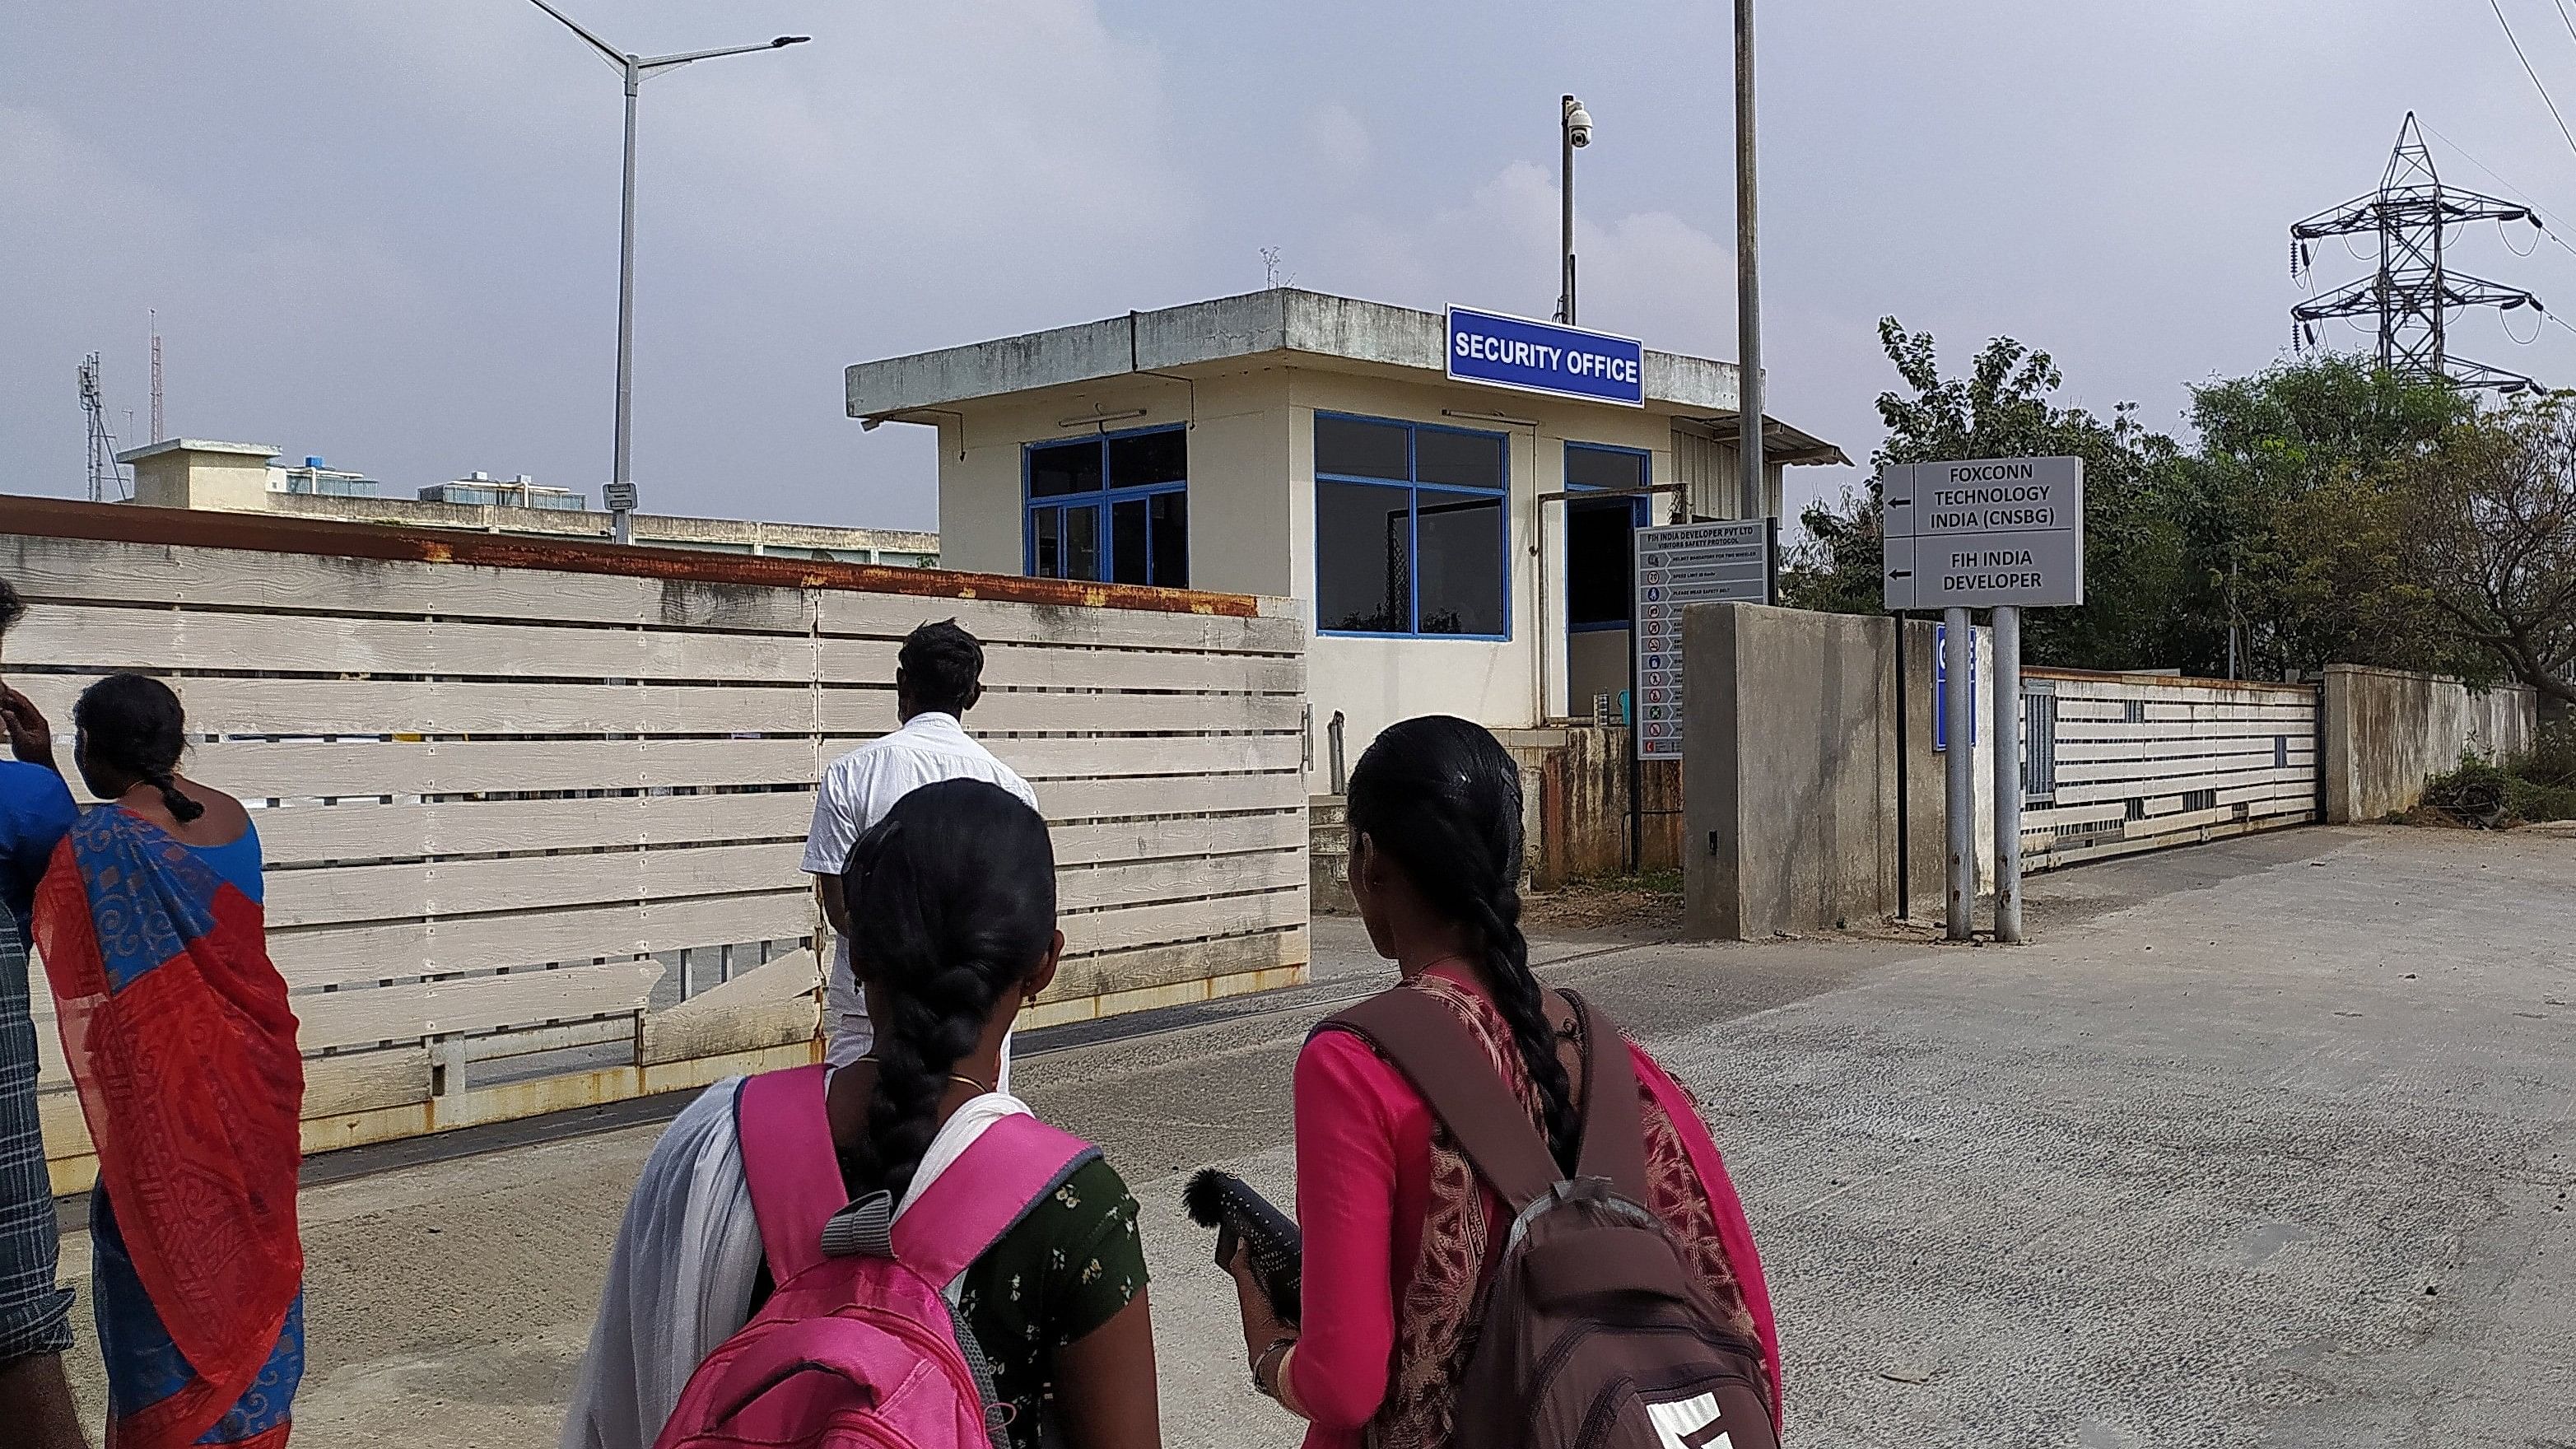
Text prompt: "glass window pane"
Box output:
[[1150, 490, 1190, 589], [1316, 416, 1410, 480], [1033, 508, 1061, 578], [1566, 498, 1634, 627], [1565, 445, 1647, 492], [1029, 440, 1103, 497], [1316, 480, 1410, 631], [1064, 505, 1102, 581], [1108, 429, 1186, 487], [1111, 499, 1149, 585], [1417, 493, 1506, 636], [1417, 428, 1506, 489]]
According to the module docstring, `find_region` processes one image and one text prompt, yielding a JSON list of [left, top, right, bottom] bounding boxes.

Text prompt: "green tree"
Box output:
[[1783, 318, 2189, 669], [2401, 396, 2576, 709], [2175, 355, 2476, 680]]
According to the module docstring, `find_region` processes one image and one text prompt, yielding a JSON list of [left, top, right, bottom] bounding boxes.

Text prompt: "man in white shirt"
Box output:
[[803, 619, 1038, 1070]]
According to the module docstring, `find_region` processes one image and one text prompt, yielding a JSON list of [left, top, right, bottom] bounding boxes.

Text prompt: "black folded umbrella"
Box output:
[[1184, 1168, 1302, 1326]]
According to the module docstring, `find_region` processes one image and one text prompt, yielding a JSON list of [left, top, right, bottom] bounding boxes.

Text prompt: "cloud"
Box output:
[[1303, 103, 1373, 188]]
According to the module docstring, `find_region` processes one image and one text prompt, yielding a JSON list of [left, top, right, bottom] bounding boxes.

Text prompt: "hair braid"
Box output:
[[1346, 714, 1583, 1176], [145, 769, 205, 824], [850, 960, 999, 1200], [835, 781, 1059, 1203], [1463, 888, 1580, 1172]]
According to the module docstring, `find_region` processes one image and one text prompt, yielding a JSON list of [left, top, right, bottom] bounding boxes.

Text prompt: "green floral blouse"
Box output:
[[954, 1155, 1148, 1448]]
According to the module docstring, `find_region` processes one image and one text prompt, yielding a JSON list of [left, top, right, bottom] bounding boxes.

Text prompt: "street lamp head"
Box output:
[[1565, 97, 1594, 148], [772, 35, 809, 46]]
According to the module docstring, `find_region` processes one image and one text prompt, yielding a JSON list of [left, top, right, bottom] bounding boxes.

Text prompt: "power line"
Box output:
[[2555, 0, 2576, 47], [2416, 119, 2576, 267], [2493, 0, 2576, 157]]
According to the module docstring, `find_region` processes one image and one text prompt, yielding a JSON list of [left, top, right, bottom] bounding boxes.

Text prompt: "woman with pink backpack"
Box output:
[[565, 780, 1161, 1449]]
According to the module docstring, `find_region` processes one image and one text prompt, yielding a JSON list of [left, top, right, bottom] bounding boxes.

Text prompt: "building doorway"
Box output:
[[1564, 444, 1650, 721]]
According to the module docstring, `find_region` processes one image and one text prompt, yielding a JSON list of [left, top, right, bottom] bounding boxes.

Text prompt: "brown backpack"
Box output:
[[1321, 987, 1779, 1449]]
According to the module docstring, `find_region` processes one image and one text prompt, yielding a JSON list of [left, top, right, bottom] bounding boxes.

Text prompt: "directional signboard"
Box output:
[[1880, 456, 2085, 611], [1633, 519, 1769, 761]]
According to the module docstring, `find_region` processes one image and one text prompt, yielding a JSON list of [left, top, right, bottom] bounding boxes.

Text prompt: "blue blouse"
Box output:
[[185, 818, 265, 905]]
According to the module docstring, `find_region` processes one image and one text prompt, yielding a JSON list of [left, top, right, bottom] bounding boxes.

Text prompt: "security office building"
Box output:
[[846, 287, 1843, 784]]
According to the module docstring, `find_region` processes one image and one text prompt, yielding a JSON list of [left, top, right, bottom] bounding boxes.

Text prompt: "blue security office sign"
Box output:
[[1446, 306, 1646, 407]]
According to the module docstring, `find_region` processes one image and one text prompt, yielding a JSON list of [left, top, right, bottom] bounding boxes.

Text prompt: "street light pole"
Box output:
[[1558, 94, 1592, 324], [527, 0, 809, 544], [616, 56, 641, 541], [1735, 0, 1765, 523]]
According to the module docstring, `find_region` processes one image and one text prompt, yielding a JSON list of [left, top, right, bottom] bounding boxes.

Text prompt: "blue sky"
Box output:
[[9, 2, 2576, 531]]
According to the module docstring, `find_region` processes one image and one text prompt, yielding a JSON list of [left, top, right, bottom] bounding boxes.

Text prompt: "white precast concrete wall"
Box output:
[[2, 508, 1305, 1189], [2019, 669, 2320, 869]]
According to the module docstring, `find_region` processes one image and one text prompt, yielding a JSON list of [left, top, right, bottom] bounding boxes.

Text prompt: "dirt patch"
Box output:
[[1523, 871, 1683, 936]]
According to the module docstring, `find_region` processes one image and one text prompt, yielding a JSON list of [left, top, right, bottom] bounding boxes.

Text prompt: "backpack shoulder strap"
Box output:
[[734, 1064, 848, 1284], [1320, 986, 1561, 1211], [892, 1114, 1099, 1285], [1564, 990, 1651, 1202]]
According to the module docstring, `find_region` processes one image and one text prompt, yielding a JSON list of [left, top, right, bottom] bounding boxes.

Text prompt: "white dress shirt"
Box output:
[[801, 711, 1038, 1070]]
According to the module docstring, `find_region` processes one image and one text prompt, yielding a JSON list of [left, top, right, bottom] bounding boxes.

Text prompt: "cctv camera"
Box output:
[[1565, 100, 1595, 147]]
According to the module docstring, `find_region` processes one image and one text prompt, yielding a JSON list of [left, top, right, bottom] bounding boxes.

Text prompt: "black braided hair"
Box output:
[[836, 778, 1057, 1202], [1345, 715, 1580, 1175], [72, 673, 204, 823]]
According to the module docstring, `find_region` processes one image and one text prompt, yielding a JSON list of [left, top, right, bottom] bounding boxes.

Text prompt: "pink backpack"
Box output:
[[654, 1065, 1096, 1449]]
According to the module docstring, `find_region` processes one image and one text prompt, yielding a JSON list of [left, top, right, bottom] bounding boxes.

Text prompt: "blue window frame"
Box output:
[[1023, 425, 1189, 588], [1564, 443, 1651, 632], [1314, 412, 1511, 639]]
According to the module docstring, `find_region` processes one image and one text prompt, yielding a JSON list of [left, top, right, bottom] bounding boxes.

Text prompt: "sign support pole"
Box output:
[[1942, 606, 1974, 941], [1891, 613, 1909, 919], [1992, 604, 2024, 944]]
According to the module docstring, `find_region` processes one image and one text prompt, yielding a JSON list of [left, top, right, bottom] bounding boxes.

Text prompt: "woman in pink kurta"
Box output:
[[1225, 717, 1780, 1448]]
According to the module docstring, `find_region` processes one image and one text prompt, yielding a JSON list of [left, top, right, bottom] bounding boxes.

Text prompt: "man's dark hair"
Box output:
[[898, 618, 985, 716], [0, 578, 23, 637]]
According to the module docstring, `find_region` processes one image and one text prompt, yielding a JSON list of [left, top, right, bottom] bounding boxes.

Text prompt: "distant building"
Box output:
[[276, 456, 381, 498], [417, 471, 586, 512], [112, 439, 939, 567]]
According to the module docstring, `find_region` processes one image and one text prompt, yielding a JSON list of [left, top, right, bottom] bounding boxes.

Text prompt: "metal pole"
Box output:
[[1892, 613, 1910, 919], [613, 57, 641, 546], [1734, 0, 1764, 522], [1626, 596, 1643, 874], [1992, 605, 2024, 943], [1943, 607, 1973, 941], [1559, 95, 1577, 324]]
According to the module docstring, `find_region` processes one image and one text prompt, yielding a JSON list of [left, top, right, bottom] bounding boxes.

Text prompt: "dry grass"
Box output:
[[1522, 869, 1683, 936]]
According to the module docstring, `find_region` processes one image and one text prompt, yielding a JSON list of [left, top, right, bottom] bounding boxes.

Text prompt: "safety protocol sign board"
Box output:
[[1633, 519, 1770, 761], [1446, 306, 1646, 408], [1880, 456, 2085, 610]]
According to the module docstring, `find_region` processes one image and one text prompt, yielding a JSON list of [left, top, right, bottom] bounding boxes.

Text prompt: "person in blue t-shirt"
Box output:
[[0, 577, 84, 1449]]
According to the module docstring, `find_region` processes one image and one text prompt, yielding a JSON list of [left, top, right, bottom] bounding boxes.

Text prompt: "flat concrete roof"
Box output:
[[114, 439, 280, 464], [846, 288, 1847, 465]]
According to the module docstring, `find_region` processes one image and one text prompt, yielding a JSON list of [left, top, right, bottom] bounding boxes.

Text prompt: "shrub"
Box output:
[[2420, 726, 2576, 825]]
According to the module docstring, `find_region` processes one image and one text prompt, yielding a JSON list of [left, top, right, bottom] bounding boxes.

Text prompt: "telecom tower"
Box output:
[[2290, 113, 2544, 393], [78, 353, 131, 502]]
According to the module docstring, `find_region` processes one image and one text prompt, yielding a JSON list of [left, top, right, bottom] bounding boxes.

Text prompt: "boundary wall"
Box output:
[[2, 498, 1306, 1191], [2321, 664, 2539, 822], [1682, 604, 1994, 941]]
